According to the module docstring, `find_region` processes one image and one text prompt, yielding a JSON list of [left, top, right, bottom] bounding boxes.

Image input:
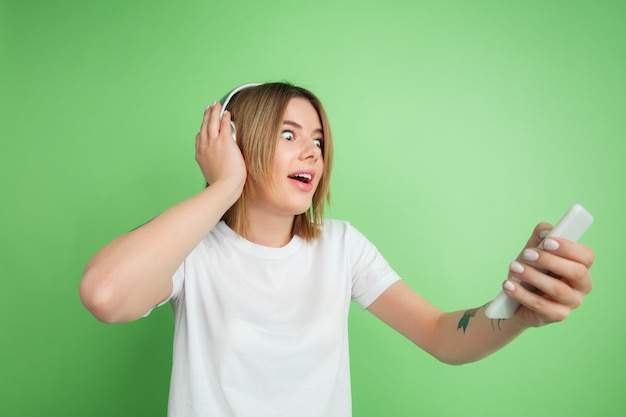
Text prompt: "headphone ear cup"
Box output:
[[230, 121, 237, 142]]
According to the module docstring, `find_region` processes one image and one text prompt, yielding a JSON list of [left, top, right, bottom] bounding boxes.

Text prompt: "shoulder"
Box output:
[[320, 218, 356, 237], [319, 218, 370, 245], [321, 218, 350, 231]]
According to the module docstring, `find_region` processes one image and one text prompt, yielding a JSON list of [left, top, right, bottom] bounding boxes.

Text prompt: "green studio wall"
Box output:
[[2, 0, 624, 416]]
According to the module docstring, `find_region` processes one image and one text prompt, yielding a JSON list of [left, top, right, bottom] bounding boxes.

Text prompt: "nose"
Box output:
[[300, 139, 322, 161]]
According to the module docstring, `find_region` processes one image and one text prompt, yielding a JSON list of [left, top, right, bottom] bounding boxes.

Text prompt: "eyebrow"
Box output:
[[282, 120, 323, 136]]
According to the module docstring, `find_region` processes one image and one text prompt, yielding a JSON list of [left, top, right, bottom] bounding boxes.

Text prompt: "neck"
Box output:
[[244, 207, 295, 248]]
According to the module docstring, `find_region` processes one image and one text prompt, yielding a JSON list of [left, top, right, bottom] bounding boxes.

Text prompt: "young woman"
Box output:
[[80, 82, 595, 417]]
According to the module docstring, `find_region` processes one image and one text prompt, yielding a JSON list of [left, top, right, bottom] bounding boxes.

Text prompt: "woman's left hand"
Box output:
[[504, 223, 595, 328]]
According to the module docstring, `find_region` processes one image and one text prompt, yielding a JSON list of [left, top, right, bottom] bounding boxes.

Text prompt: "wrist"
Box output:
[[206, 177, 245, 207]]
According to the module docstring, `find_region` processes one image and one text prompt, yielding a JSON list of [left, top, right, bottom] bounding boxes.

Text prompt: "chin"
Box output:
[[285, 202, 314, 217]]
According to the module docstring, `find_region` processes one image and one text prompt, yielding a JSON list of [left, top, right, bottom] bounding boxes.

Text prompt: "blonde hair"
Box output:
[[216, 82, 333, 241]]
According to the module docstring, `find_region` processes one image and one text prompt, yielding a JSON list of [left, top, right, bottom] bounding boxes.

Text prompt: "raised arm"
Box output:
[[368, 223, 595, 365], [79, 103, 246, 323]]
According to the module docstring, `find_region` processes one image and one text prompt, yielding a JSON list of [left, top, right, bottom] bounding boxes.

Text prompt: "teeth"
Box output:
[[290, 173, 312, 183]]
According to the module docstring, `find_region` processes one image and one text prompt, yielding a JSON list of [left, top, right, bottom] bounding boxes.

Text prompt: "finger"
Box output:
[[541, 237, 596, 269], [197, 103, 216, 154], [508, 259, 584, 307], [199, 102, 216, 135], [520, 242, 594, 293], [207, 101, 223, 140], [502, 277, 574, 322], [220, 110, 233, 141], [524, 222, 553, 250]]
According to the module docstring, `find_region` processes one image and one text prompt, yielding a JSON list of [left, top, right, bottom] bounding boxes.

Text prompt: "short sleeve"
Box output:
[[347, 224, 401, 309], [142, 260, 185, 317]]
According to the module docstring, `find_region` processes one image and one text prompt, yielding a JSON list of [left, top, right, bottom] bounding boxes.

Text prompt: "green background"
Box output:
[[2, 0, 625, 415]]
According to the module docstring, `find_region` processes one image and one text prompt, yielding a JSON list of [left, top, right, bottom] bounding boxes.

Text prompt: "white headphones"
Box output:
[[219, 82, 261, 141]]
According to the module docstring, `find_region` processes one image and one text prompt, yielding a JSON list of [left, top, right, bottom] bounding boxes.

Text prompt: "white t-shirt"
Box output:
[[160, 219, 400, 417]]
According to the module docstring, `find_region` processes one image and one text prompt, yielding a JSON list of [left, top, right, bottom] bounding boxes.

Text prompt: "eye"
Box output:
[[313, 138, 323, 149], [280, 130, 294, 141]]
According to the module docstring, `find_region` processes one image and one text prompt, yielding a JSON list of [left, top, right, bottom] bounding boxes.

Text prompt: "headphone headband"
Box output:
[[219, 82, 261, 120]]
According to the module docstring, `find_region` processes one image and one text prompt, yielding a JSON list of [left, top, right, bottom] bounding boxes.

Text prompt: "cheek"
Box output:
[[317, 160, 325, 180], [271, 154, 290, 178]]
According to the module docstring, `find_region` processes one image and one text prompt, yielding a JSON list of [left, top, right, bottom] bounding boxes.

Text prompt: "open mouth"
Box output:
[[288, 173, 313, 184]]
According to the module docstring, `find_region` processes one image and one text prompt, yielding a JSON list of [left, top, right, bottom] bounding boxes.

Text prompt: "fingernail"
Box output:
[[543, 238, 559, 251], [504, 280, 516, 291], [540, 230, 550, 239], [522, 249, 539, 261], [510, 261, 525, 274]]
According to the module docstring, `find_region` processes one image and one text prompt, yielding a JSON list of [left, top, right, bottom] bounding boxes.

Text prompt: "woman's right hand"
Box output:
[[195, 102, 247, 196]]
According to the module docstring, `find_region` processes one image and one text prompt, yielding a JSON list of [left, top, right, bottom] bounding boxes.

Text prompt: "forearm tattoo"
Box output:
[[490, 318, 504, 331], [456, 305, 505, 334], [457, 307, 479, 334]]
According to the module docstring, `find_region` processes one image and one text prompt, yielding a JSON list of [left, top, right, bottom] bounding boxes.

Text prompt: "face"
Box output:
[[250, 97, 324, 219]]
